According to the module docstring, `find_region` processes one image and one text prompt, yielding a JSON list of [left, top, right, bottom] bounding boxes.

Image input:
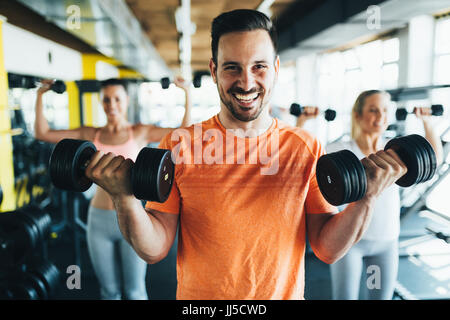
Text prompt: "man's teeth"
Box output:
[[234, 93, 258, 101]]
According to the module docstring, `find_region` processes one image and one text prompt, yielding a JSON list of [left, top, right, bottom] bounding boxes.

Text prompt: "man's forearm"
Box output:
[[313, 197, 376, 264], [112, 196, 170, 263]]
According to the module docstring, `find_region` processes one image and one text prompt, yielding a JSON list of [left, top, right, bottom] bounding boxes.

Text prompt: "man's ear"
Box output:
[[209, 58, 217, 84]]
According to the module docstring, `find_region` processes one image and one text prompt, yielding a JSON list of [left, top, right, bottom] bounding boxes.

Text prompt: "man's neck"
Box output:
[[217, 108, 273, 138]]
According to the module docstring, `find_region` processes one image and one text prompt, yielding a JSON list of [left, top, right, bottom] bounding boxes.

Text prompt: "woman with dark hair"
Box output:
[[34, 76, 192, 299], [325, 90, 443, 299]]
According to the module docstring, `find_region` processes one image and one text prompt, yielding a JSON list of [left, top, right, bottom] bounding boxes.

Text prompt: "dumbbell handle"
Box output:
[[35, 80, 66, 94]]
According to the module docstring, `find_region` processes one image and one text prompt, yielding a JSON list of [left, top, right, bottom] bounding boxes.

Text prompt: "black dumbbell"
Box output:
[[48, 139, 174, 203], [49, 80, 66, 94], [193, 71, 210, 88], [0, 259, 60, 300], [395, 105, 444, 121], [316, 134, 437, 206], [34, 79, 66, 94], [290, 103, 337, 122], [160, 77, 171, 89], [0, 206, 52, 267]]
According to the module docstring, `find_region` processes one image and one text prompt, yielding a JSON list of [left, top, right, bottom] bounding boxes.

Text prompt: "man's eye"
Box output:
[[224, 66, 238, 71], [255, 64, 267, 69]]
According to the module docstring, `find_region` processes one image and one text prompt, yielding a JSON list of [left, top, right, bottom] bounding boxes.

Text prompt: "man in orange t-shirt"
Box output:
[[85, 9, 407, 299]]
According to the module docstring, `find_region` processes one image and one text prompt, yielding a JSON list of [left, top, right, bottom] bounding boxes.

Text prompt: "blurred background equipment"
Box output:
[[395, 104, 444, 121], [289, 103, 337, 122]]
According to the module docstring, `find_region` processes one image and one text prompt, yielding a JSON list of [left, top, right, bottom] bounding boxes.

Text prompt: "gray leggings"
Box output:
[[86, 206, 148, 300], [330, 239, 398, 300]]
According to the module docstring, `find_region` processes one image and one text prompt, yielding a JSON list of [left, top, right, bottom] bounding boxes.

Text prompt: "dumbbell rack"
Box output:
[[0, 206, 60, 299], [48, 189, 88, 268]]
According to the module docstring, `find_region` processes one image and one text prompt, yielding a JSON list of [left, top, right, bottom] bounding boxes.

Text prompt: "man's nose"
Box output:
[[238, 69, 257, 92]]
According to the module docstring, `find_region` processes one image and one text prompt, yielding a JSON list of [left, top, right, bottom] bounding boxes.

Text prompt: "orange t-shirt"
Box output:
[[146, 115, 336, 300]]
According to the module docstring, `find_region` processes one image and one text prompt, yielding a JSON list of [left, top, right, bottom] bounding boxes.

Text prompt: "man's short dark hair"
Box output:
[[211, 9, 278, 65], [100, 78, 128, 93]]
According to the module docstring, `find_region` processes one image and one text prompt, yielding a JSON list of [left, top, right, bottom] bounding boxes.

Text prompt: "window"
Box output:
[[139, 77, 221, 128], [434, 17, 450, 84], [313, 37, 400, 140]]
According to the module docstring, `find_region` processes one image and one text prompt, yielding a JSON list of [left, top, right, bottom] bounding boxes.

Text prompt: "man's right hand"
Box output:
[[360, 149, 407, 201], [84, 151, 135, 199]]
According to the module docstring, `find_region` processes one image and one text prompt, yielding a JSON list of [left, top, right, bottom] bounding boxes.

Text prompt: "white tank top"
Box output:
[[326, 139, 401, 241]]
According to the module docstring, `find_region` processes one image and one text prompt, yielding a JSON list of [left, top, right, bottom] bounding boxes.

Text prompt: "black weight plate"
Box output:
[[410, 134, 437, 183], [422, 136, 437, 182], [395, 108, 408, 121], [385, 136, 419, 187], [333, 151, 353, 204], [356, 156, 367, 202], [49, 139, 96, 192], [316, 152, 349, 206], [25, 272, 48, 300], [161, 77, 170, 89], [348, 150, 365, 202], [290, 103, 302, 117], [407, 134, 429, 184], [20, 206, 52, 244], [336, 150, 359, 204], [391, 135, 424, 186], [29, 260, 60, 299], [350, 150, 366, 203], [340, 149, 366, 203], [0, 214, 35, 267], [51, 80, 66, 94], [0, 185, 3, 206], [403, 135, 425, 184], [431, 104, 444, 116], [131, 148, 174, 202], [324, 109, 337, 121]]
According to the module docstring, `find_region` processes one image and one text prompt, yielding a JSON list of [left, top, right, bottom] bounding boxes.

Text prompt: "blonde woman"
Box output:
[[325, 90, 443, 299]]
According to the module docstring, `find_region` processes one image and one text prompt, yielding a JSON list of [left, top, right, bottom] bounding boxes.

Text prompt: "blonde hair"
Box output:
[[351, 90, 390, 139]]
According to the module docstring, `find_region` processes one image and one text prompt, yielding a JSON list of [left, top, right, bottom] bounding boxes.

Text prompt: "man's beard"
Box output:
[[218, 85, 267, 122]]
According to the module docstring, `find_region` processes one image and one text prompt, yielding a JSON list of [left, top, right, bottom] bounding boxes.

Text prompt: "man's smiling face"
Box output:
[[210, 29, 279, 122]]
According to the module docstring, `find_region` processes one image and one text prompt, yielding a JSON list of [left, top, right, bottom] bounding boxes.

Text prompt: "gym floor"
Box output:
[[47, 207, 450, 300]]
